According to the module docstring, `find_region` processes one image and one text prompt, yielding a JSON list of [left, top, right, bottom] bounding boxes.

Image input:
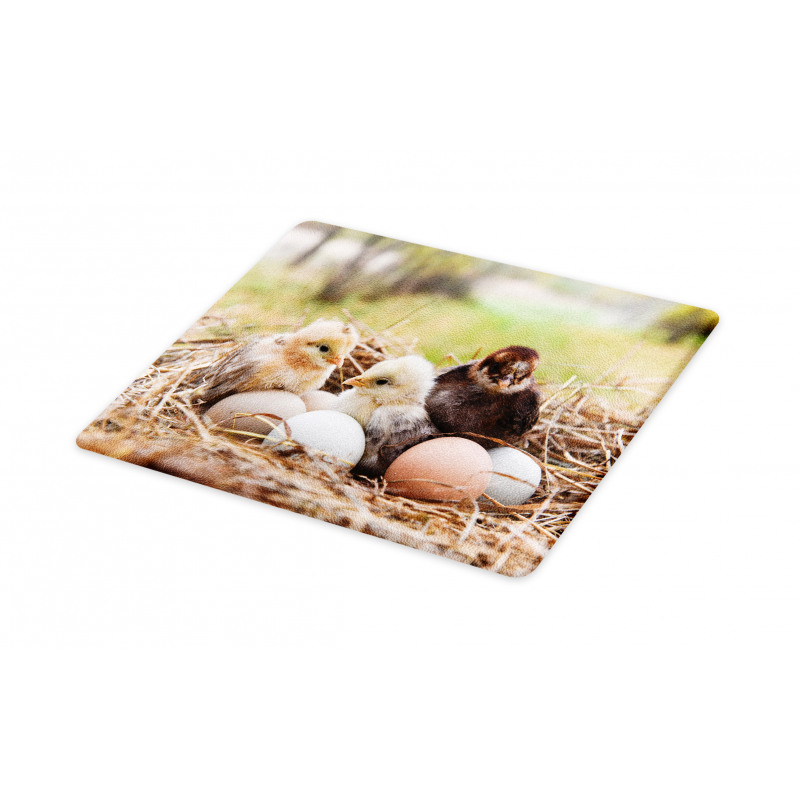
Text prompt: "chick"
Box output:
[[192, 318, 358, 405], [335, 355, 439, 477], [425, 346, 541, 445]]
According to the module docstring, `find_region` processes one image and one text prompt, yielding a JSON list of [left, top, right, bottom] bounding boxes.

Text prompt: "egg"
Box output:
[[265, 410, 366, 465], [206, 391, 306, 436], [301, 390, 339, 411], [384, 437, 492, 502], [484, 447, 543, 505]]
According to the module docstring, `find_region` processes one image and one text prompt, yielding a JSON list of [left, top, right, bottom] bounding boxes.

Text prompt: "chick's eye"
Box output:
[[375, 378, 389, 386], [318, 344, 330, 353]]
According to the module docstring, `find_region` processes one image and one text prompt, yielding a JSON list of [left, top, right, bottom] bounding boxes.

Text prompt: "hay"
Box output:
[[77, 315, 659, 577]]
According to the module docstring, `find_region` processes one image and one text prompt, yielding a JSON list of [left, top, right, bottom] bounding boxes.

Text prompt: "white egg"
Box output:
[[264, 410, 366, 465], [484, 447, 542, 506], [205, 391, 306, 436], [301, 390, 339, 411]]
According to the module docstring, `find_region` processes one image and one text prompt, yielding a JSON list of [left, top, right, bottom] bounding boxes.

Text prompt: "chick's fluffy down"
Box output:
[[359, 406, 439, 478], [193, 319, 358, 404], [426, 347, 541, 444], [334, 355, 439, 477]]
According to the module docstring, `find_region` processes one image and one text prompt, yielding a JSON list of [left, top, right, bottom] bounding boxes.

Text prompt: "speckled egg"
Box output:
[[484, 447, 543, 506], [384, 437, 492, 502], [301, 390, 339, 411], [265, 410, 366, 465], [206, 391, 306, 436]]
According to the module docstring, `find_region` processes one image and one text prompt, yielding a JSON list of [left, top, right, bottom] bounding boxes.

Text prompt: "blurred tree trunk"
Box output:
[[317, 234, 387, 302], [288, 223, 340, 267], [369, 248, 487, 299]]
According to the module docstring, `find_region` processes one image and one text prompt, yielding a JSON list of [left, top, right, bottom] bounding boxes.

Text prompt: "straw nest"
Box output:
[[77, 314, 657, 577]]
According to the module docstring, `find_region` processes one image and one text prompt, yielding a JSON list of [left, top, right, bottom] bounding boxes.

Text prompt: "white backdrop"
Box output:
[[2, 3, 799, 798]]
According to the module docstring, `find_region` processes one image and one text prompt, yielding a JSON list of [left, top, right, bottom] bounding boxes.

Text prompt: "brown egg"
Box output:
[[205, 391, 305, 436], [384, 437, 493, 502], [301, 390, 339, 411]]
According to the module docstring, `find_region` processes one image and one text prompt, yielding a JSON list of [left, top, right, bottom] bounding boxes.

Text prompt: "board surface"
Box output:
[[78, 222, 717, 576]]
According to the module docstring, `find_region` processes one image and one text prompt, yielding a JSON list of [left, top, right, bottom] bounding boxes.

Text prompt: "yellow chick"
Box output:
[[335, 355, 439, 477], [193, 318, 358, 405]]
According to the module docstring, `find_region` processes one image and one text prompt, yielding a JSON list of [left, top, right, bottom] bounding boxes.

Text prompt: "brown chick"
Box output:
[[425, 346, 541, 445], [192, 318, 358, 405]]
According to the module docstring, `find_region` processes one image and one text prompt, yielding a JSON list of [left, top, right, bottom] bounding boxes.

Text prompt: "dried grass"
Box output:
[[77, 314, 661, 577]]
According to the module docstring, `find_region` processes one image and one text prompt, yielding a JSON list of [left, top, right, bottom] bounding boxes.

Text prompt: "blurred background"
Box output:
[[201, 222, 717, 397]]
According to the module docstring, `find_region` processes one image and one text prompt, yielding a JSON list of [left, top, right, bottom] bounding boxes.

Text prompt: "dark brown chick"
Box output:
[[425, 346, 541, 445]]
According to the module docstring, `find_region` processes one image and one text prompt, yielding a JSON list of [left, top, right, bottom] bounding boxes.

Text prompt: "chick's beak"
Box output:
[[326, 356, 345, 367], [344, 376, 367, 387]]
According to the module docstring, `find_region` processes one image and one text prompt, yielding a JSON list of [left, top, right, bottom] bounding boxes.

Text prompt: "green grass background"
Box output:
[[200, 258, 703, 400]]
